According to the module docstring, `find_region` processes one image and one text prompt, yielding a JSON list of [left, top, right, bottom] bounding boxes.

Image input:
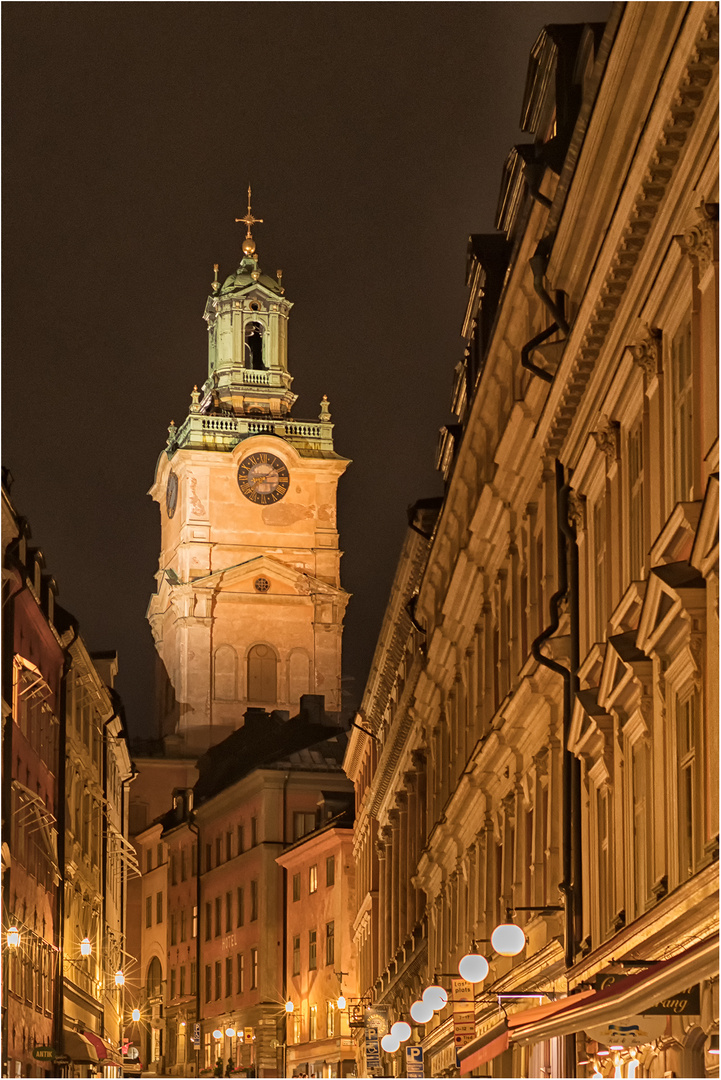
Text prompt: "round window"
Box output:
[[250, 301, 261, 311], [254, 578, 270, 593]]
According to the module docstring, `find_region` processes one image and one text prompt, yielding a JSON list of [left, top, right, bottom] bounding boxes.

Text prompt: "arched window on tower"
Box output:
[[244, 322, 265, 370], [247, 644, 277, 704], [213, 646, 237, 701]]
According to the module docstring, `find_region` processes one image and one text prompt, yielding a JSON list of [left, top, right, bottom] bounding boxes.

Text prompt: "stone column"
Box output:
[[396, 792, 409, 946], [376, 830, 390, 974], [412, 750, 427, 926], [389, 810, 400, 958]]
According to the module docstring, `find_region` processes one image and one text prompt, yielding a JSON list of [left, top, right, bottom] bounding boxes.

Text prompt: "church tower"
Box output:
[[147, 193, 350, 756]]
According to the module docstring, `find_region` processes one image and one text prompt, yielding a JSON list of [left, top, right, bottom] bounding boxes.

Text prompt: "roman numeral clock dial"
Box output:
[[237, 452, 290, 504]]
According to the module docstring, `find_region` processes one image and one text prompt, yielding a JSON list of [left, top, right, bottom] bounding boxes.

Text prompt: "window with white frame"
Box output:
[[677, 687, 702, 880], [628, 418, 644, 580], [671, 318, 693, 503], [629, 735, 651, 915]]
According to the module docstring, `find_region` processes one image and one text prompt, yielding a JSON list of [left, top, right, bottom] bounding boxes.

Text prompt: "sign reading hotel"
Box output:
[[452, 978, 476, 1049]]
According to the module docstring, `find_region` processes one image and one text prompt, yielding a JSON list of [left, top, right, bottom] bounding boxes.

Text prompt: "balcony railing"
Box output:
[[172, 413, 335, 454]]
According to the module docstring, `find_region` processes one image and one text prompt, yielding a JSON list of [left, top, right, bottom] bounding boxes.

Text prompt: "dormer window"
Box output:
[[245, 322, 265, 370]]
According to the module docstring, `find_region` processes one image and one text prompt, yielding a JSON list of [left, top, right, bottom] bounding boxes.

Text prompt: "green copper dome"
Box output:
[[219, 256, 283, 296]]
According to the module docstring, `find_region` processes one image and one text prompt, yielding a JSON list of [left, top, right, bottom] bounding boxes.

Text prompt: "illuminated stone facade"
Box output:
[[146, 225, 349, 758], [345, 6, 718, 1079]]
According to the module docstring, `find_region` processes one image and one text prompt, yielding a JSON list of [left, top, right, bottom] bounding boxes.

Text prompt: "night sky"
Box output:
[[3, 2, 610, 739]]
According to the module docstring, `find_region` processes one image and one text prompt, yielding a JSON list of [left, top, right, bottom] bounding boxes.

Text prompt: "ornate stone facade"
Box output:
[[345, 6, 718, 1078]]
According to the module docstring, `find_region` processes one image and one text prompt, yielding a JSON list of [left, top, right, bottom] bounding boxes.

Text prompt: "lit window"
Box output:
[[326, 1001, 335, 1038], [309, 1004, 317, 1041], [309, 865, 318, 894], [309, 929, 317, 970], [292, 935, 300, 976], [251, 948, 258, 990]]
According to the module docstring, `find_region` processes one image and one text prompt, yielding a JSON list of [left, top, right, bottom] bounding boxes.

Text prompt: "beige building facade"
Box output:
[[146, 210, 349, 759], [345, 5, 718, 1079]]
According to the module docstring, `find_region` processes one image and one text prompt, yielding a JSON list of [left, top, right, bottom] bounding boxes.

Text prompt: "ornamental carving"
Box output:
[[629, 327, 663, 379], [567, 490, 587, 532], [592, 416, 621, 463], [675, 201, 719, 275]]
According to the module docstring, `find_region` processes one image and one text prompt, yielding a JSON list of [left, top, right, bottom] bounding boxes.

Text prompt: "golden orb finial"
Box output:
[[235, 185, 263, 259]]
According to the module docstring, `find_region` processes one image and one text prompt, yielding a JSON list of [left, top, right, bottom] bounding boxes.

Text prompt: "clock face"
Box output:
[[237, 452, 289, 504], [166, 472, 179, 518]]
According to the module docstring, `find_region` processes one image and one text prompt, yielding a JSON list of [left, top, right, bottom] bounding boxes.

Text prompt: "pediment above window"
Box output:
[[690, 472, 718, 580], [636, 562, 706, 658], [597, 632, 652, 717], [570, 689, 613, 786]]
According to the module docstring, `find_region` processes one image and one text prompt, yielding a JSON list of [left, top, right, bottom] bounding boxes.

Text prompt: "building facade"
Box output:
[[345, 5, 718, 1079], [145, 199, 349, 759], [2, 479, 135, 1080], [276, 794, 358, 1079], [2, 484, 64, 1079]]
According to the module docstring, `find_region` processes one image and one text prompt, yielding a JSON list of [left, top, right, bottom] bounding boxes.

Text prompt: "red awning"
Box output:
[[83, 1031, 123, 1065], [459, 934, 718, 1072]]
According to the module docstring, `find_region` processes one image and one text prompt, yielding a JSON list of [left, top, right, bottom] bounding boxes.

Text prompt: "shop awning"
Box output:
[[459, 935, 718, 1072], [63, 1030, 99, 1064], [459, 992, 596, 1075], [83, 1031, 123, 1065]]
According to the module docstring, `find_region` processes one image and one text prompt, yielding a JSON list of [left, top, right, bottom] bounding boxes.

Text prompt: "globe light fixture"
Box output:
[[458, 953, 489, 983], [114, 970, 125, 987], [131, 1008, 141, 1022], [380, 1033, 400, 1053], [6, 926, 20, 949], [80, 937, 92, 957], [180, 1021, 186, 1029], [285, 1000, 295, 1014], [391, 1021, 412, 1043], [490, 923, 525, 956], [225, 1027, 236, 1038], [213, 1029, 223, 1041], [422, 985, 448, 1011], [337, 995, 346, 1010], [410, 999, 434, 1024]]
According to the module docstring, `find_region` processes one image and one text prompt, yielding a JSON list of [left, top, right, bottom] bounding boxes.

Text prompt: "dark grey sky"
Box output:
[[3, 2, 610, 737]]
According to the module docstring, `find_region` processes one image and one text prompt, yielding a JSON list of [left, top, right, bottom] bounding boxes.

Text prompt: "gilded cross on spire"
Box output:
[[236, 185, 263, 257]]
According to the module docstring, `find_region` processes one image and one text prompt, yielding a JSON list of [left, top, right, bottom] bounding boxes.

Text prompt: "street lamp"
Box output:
[[6, 926, 20, 949], [336, 995, 346, 1011], [380, 1033, 400, 1053], [410, 999, 434, 1024], [213, 1029, 223, 1041], [490, 923, 525, 956], [225, 1027, 236, 1038], [131, 1008, 141, 1023], [80, 937, 92, 957], [284, 1000, 294, 1014], [114, 970, 125, 987], [422, 985, 448, 1011], [458, 952, 489, 983], [391, 1022, 411, 1043]]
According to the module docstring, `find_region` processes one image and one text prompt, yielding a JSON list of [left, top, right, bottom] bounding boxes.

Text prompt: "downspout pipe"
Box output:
[[521, 323, 558, 384], [558, 481, 583, 952], [530, 243, 569, 336], [529, 462, 574, 962], [529, 462, 576, 1078]]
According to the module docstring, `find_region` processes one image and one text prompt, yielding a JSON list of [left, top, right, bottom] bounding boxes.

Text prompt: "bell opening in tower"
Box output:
[[245, 322, 265, 369]]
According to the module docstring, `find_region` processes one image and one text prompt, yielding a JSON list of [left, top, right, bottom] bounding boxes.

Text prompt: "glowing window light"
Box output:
[[80, 937, 92, 956], [391, 1021, 411, 1042], [458, 953, 489, 983], [380, 1034, 400, 1053], [410, 999, 434, 1024], [490, 923, 525, 956], [422, 985, 448, 1011], [6, 927, 20, 949]]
